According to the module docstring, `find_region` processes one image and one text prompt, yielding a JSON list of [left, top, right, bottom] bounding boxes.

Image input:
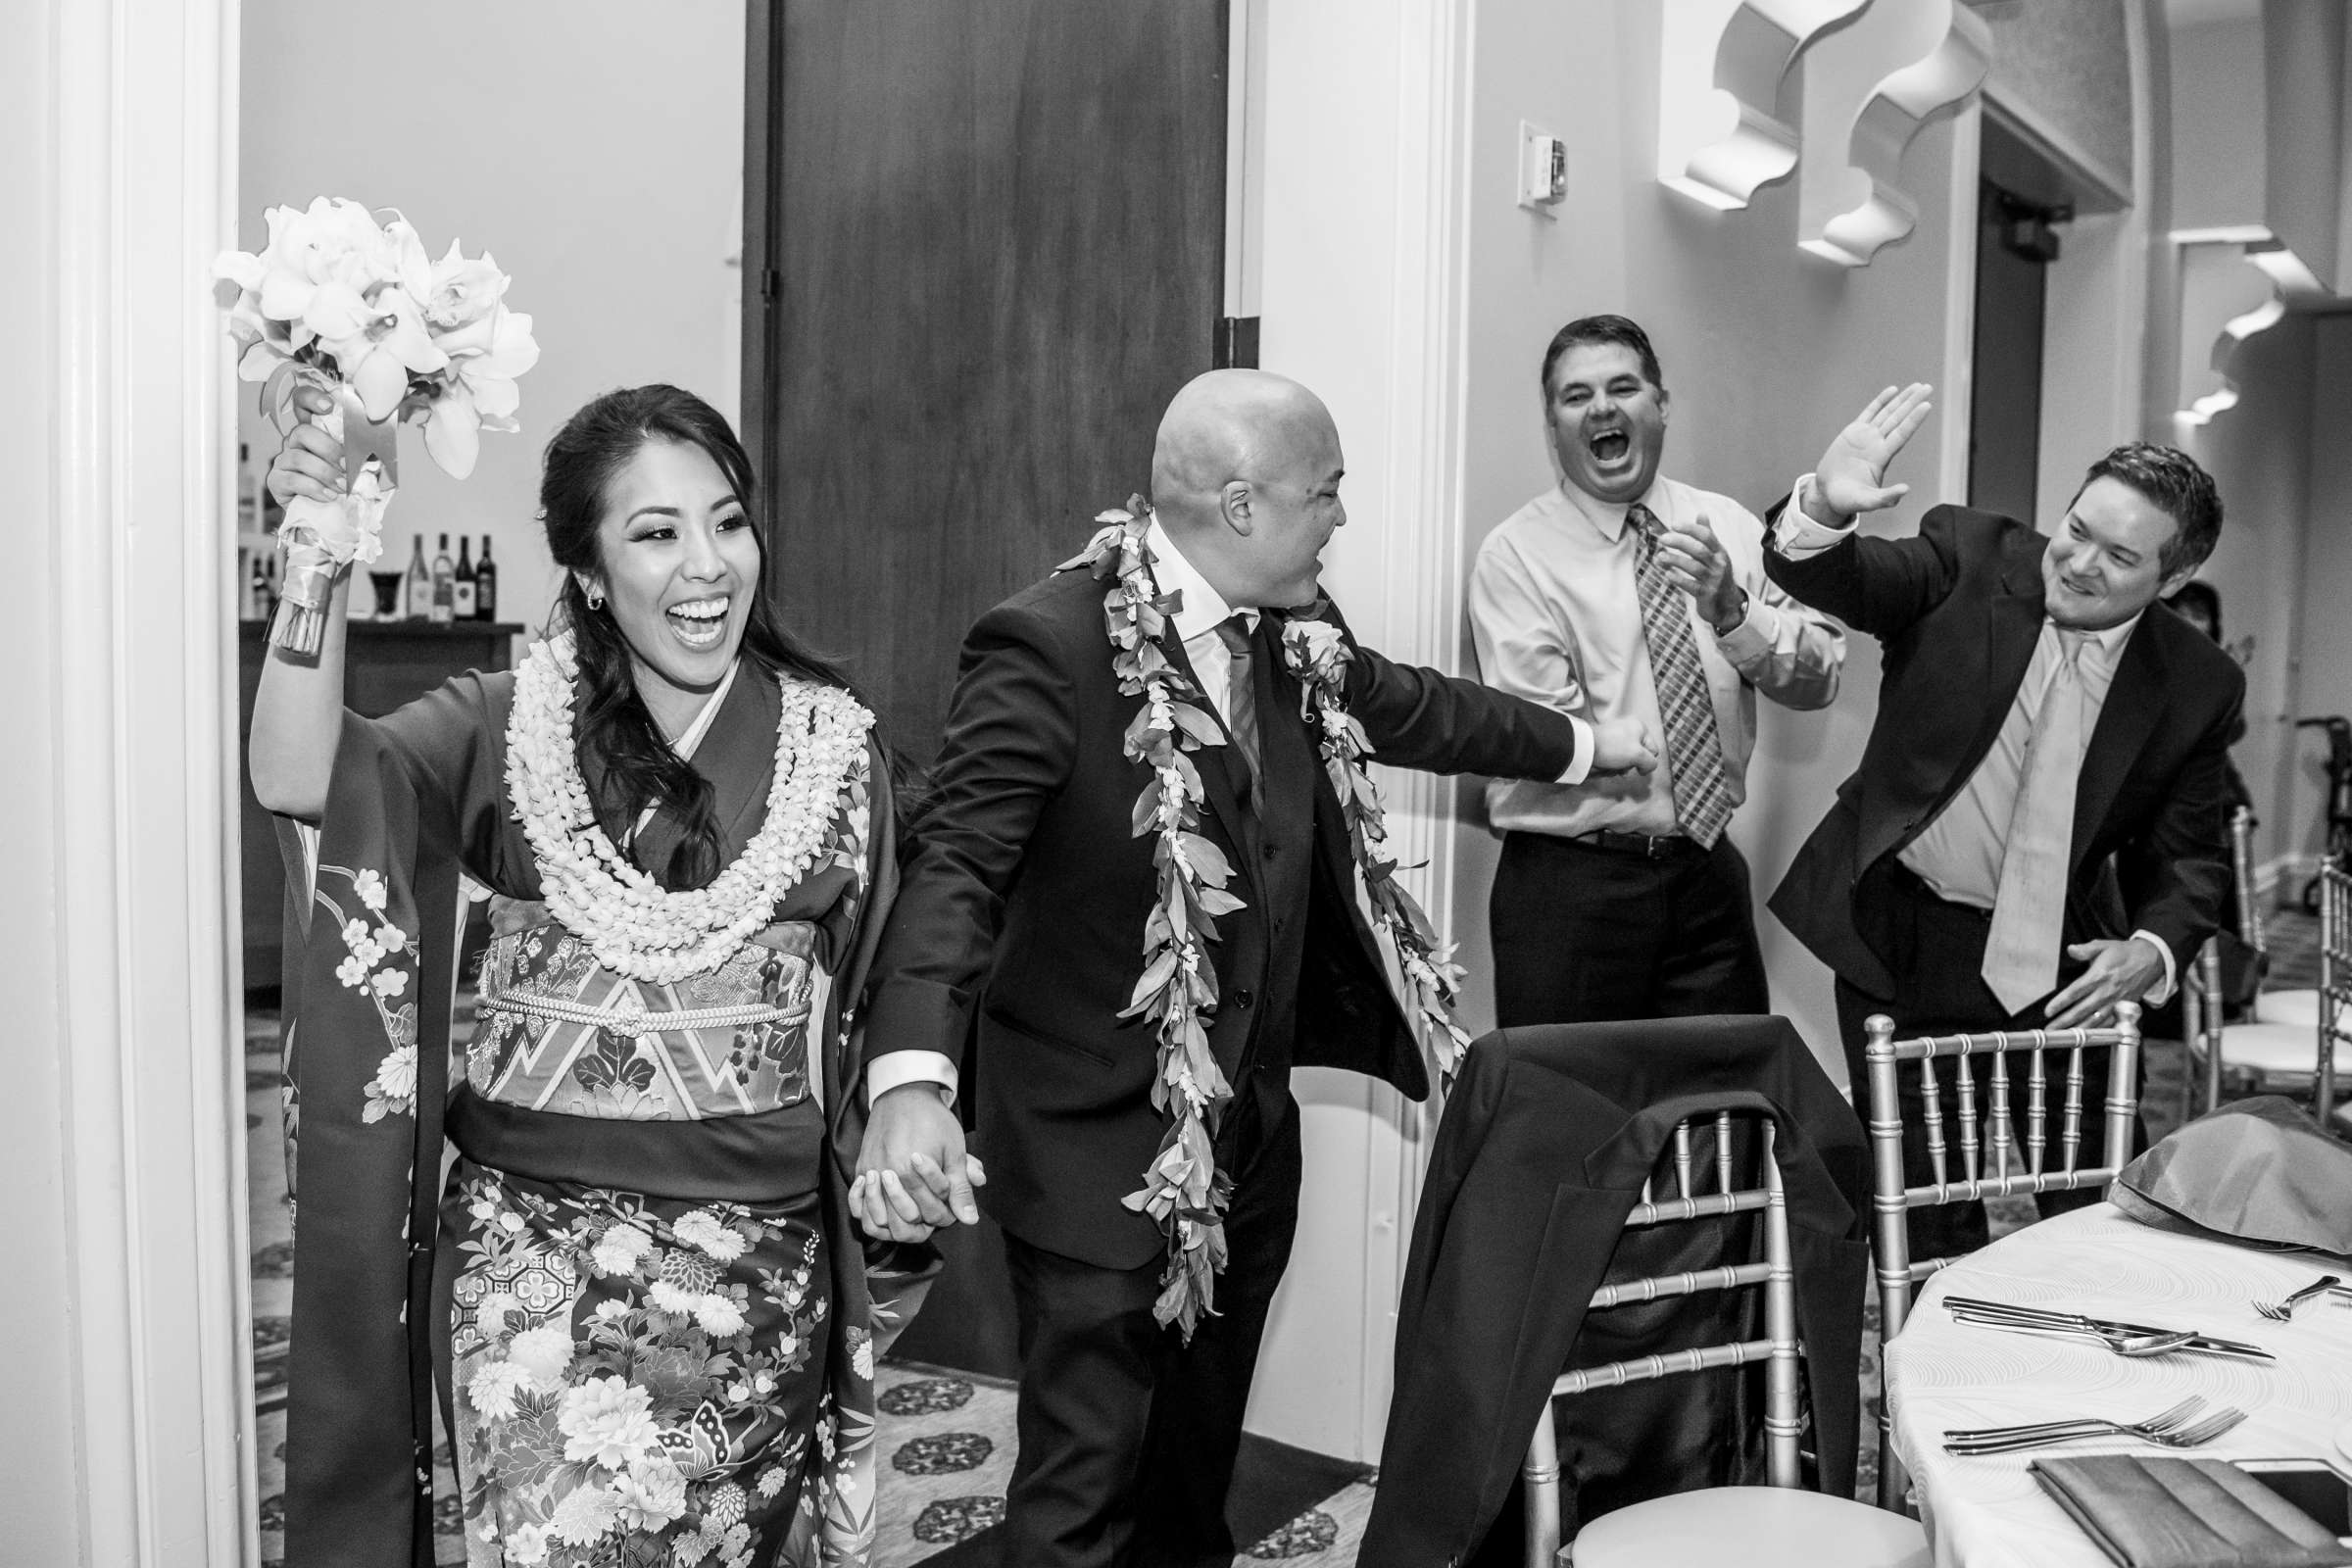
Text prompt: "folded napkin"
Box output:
[[2110, 1097, 2352, 1259], [2032, 1455, 2352, 1568]]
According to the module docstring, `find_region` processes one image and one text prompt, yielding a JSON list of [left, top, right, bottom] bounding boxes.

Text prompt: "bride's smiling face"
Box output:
[[573, 438, 760, 730]]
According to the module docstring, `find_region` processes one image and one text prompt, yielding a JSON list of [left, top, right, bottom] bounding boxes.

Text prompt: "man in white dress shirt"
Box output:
[[1469, 315, 1845, 1026]]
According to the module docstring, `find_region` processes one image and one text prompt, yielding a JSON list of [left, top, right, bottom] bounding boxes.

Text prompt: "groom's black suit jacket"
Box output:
[[1761, 504, 2244, 999], [862, 560, 1585, 1270]]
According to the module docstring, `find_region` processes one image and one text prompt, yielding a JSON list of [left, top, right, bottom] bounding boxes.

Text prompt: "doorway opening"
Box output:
[[1967, 112, 2075, 520]]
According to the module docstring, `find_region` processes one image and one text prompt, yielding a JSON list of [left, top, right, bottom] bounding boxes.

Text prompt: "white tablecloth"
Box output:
[[1885, 1203, 2352, 1568]]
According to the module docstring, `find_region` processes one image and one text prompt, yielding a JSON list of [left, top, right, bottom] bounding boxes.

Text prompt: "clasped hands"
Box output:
[[852, 1083, 987, 1244]]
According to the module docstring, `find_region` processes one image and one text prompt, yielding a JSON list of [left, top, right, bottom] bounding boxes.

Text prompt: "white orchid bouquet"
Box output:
[[212, 197, 539, 653]]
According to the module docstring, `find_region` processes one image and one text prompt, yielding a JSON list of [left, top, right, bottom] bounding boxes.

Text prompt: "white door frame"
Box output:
[[42, 0, 254, 1561]]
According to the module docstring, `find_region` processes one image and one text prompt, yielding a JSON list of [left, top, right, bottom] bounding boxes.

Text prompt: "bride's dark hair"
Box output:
[[539, 383, 857, 890]]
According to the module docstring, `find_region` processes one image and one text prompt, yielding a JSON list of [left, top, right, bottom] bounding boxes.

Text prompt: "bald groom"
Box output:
[[854, 370, 1655, 1568]]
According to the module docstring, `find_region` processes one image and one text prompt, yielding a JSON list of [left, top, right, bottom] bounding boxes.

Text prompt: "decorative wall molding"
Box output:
[[1348, 0, 1472, 1462], [1798, 0, 1992, 267], [1656, 0, 1871, 211], [47, 0, 252, 1561], [2173, 241, 2288, 428]]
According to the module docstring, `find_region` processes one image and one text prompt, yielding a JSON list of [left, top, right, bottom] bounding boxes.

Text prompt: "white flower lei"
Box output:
[[504, 630, 873, 984], [1063, 499, 1471, 1340]]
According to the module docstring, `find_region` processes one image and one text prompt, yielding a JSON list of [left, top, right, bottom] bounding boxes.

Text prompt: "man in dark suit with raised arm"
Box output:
[[1764, 385, 2243, 1257], [846, 368, 1658, 1568]]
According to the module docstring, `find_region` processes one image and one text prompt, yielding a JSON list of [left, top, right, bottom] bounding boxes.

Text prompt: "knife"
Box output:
[[1943, 1297, 2275, 1360]]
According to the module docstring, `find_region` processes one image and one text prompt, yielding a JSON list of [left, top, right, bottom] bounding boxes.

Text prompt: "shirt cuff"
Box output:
[[2131, 930, 2178, 1007], [1709, 587, 1769, 662], [864, 1051, 960, 1108], [1771, 475, 1858, 560], [1557, 715, 1594, 785]]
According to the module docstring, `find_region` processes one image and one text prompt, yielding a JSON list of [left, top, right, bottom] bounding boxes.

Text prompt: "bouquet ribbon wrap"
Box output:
[[270, 378, 399, 656]]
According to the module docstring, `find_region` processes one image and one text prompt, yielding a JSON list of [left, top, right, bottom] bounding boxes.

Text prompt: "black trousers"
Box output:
[[1490, 831, 1771, 1027], [1833, 869, 2145, 1262], [999, 1104, 1304, 1568]]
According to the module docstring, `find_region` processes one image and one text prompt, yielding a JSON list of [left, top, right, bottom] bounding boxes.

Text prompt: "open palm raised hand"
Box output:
[[1811, 382, 1934, 524]]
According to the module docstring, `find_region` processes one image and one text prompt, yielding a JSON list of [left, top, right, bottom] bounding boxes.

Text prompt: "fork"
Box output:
[[2253, 1274, 2343, 1321], [1944, 1396, 2205, 1446], [1944, 1405, 2247, 1456]]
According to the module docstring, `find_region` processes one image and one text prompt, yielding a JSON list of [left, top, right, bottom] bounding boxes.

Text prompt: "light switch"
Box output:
[[1519, 121, 1568, 216]]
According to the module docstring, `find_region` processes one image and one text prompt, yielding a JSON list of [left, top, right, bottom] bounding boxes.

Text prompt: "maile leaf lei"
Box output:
[[1059, 497, 1472, 1341], [1277, 617, 1476, 1080], [1059, 498, 1244, 1341]]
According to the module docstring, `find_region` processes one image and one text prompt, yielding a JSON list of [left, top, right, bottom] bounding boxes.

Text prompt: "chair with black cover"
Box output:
[[1357, 1015, 1924, 1568], [1863, 1002, 2142, 1511], [1525, 1104, 1930, 1567]]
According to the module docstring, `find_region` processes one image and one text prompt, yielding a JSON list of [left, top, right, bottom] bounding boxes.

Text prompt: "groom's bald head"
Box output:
[[1149, 370, 1346, 609]]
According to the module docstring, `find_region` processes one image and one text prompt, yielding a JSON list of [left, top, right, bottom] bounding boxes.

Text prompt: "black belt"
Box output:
[[1886, 860, 1994, 919], [1567, 828, 1709, 861]]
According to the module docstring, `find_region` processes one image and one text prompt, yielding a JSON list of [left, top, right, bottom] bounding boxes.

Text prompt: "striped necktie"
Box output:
[[1630, 503, 1735, 848]]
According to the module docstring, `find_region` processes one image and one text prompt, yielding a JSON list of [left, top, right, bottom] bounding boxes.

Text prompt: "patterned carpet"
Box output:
[[245, 916, 2319, 1562]]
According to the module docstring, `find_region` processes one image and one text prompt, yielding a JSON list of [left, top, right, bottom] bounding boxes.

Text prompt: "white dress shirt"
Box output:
[[1469, 476, 1843, 839], [1773, 479, 2176, 1002]]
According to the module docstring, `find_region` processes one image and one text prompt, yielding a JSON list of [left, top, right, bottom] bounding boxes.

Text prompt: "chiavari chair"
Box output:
[[1862, 1003, 2142, 1511]]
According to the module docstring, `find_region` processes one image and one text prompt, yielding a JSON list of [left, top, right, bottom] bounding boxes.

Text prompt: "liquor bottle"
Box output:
[[453, 535, 477, 619], [246, 548, 270, 622], [236, 442, 261, 533], [430, 533, 456, 625], [473, 534, 498, 622], [404, 534, 431, 620]]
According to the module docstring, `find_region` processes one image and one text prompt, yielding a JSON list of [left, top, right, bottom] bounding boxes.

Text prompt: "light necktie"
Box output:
[[1983, 630, 2091, 1012], [1630, 504, 1735, 848], [1213, 613, 1261, 793]]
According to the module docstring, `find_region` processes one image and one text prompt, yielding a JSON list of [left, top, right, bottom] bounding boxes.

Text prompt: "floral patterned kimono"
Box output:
[[275, 654, 912, 1568]]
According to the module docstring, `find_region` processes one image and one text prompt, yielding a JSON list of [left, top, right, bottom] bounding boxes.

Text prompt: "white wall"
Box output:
[[235, 0, 746, 635], [2178, 314, 2314, 889], [2170, 16, 2268, 231], [2280, 316, 2352, 880]]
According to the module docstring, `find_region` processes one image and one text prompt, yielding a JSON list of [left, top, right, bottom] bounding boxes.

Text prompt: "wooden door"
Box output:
[[746, 0, 1230, 762], [744, 0, 1230, 1379]]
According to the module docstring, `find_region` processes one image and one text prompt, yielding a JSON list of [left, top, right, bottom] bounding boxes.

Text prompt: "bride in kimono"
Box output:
[[255, 384, 932, 1568]]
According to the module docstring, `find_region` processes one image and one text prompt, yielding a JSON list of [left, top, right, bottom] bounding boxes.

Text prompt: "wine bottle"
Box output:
[[402, 534, 430, 619], [473, 534, 498, 622], [246, 548, 270, 622], [454, 535, 477, 619], [236, 442, 261, 533], [430, 533, 456, 625]]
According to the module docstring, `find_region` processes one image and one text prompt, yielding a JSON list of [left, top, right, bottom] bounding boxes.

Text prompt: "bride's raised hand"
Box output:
[[267, 383, 347, 509]]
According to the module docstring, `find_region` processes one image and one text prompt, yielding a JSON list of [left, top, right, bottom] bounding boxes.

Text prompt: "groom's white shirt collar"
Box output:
[[1146, 515, 1258, 639]]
